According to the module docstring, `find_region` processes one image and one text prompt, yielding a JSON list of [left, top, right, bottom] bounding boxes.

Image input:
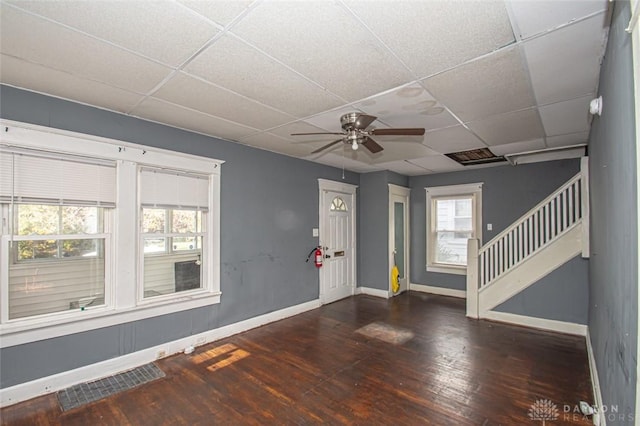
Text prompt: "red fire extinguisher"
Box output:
[[314, 247, 323, 268], [306, 246, 323, 268]]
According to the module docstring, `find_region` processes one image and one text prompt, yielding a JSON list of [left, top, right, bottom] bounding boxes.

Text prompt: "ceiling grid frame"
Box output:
[[0, 0, 611, 175]]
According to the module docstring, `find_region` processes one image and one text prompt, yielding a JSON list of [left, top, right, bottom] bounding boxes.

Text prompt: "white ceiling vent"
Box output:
[[504, 144, 587, 165]]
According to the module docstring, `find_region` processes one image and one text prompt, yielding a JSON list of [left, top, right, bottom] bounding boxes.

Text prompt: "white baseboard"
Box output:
[[586, 330, 605, 426], [356, 286, 390, 299], [409, 283, 466, 299], [482, 310, 587, 336], [0, 299, 321, 408]]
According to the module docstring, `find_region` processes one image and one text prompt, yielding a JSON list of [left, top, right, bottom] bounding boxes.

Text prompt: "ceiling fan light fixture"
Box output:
[[351, 140, 359, 151]]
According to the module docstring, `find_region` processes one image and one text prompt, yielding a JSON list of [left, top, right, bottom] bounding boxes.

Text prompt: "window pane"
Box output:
[[16, 204, 59, 235], [62, 206, 100, 234], [172, 210, 200, 233], [172, 236, 198, 251], [17, 239, 57, 260], [435, 231, 472, 265], [8, 240, 106, 319], [61, 238, 100, 258], [454, 217, 472, 230], [143, 236, 202, 298], [330, 197, 347, 211], [144, 237, 166, 253], [142, 208, 165, 233], [455, 199, 472, 217], [436, 198, 473, 231]]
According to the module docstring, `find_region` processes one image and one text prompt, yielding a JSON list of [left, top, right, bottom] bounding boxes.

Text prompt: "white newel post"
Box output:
[[466, 238, 479, 319]]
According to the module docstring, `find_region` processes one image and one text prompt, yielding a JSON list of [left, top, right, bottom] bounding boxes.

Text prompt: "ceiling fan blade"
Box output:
[[291, 132, 345, 136], [353, 114, 377, 130], [311, 139, 344, 154], [361, 137, 384, 154], [370, 128, 425, 136]]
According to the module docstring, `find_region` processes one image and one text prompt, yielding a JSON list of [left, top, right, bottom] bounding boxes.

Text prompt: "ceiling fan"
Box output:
[[291, 112, 426, 154]]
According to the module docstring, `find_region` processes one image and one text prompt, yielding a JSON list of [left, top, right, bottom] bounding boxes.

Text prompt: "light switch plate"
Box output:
[[487, 223, 493, 231], [312, 228, 319, 237]]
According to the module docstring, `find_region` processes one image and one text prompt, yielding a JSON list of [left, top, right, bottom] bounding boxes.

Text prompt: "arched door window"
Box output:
[[330, 196, 347, 212]]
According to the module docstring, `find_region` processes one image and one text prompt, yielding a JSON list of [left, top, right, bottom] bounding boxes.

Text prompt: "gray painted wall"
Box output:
[[358, 171, 389, 290], [494, 256, 589, 324], [0, 85, 359, 388], [358, 170, 409, 290], [588, 1, 638, 422]]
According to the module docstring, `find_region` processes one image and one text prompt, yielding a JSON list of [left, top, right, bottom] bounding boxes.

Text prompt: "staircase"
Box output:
[[466, 160, 589, 319]]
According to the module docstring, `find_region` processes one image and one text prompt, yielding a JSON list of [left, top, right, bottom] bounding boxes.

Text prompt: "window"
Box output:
[[0, 149, 115, 321], [425, 183, 482, 275], [330, 196, 347, 211], [0, 121, 222, 347], [8, 205, 108, 319], [139, 168, 210, 301]]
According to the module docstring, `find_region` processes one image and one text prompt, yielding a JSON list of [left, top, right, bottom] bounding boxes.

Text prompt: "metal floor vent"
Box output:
[[57, 363, 165, 411]]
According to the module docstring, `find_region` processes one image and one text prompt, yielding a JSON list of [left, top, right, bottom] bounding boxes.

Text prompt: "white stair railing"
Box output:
[[479, 172, 583, 289], [467, 165, 589, 319]]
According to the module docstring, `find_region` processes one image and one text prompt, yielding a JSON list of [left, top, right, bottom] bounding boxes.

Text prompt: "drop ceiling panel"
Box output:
[[508, 0, 608, 39], [422, 125, 487, 154], [0, 6, 172, 94], [546, 131, 590, 148], [353, 83, 459, 131], [6, 1, 218, 67], [539, 95, 593, 136], [366, 141, 440, 164], [132, 98, 258, 141], [177, 0, 254, 27], [0, 54, 143, 113], [267, 121, 333, 142], [307, 152, 382, 173], [238, 132, 316, 157], [466, 108, 545, 146], [184, 35, 344, 117], [345, 1, 514, 78], [489, 138, 546, 156], [231, 1, 413, 102], [153, 73, 293, 130], [375, 160, 431, 176], [408, 155, 465, 173], [423, 47, 536, 122], [524, 13, 607, 105]]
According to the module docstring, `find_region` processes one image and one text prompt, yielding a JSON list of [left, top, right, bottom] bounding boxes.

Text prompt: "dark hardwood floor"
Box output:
[[1, 292, 593, 425]]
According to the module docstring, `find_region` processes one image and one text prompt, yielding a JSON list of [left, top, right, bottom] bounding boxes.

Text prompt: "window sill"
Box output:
[[427, 264, 467, 276], [0, 291, 221, 348]]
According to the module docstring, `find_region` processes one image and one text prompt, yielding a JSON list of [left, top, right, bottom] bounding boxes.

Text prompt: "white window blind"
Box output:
[[140, 168, 209, 211], [0, 149, 116, 206]]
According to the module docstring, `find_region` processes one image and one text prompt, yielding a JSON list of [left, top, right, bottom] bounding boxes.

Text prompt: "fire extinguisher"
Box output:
[[306, 246, 323, 268]]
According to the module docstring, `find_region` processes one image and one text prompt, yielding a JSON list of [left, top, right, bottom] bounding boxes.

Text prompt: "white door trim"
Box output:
[[318, 179, 357, 304], [388, 184, 410, 297]]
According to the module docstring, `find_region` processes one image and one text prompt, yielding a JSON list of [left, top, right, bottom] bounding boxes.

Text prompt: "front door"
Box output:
[[319, 181, 356, 304]]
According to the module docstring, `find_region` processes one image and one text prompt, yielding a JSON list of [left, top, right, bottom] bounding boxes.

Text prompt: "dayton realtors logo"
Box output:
[[528, 399, 559, 424]]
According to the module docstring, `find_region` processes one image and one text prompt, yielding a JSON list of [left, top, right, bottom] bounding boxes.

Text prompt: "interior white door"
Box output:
[[390, 185, 410, 295], [320, 189, 354, 304]]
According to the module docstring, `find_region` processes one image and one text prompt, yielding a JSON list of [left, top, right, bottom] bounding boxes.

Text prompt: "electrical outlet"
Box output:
[[156, 350, 166, 359]]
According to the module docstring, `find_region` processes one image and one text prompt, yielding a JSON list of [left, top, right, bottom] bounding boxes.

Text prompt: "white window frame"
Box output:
[[425, 182, 482, 275], [0, 119, 223, 348]]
